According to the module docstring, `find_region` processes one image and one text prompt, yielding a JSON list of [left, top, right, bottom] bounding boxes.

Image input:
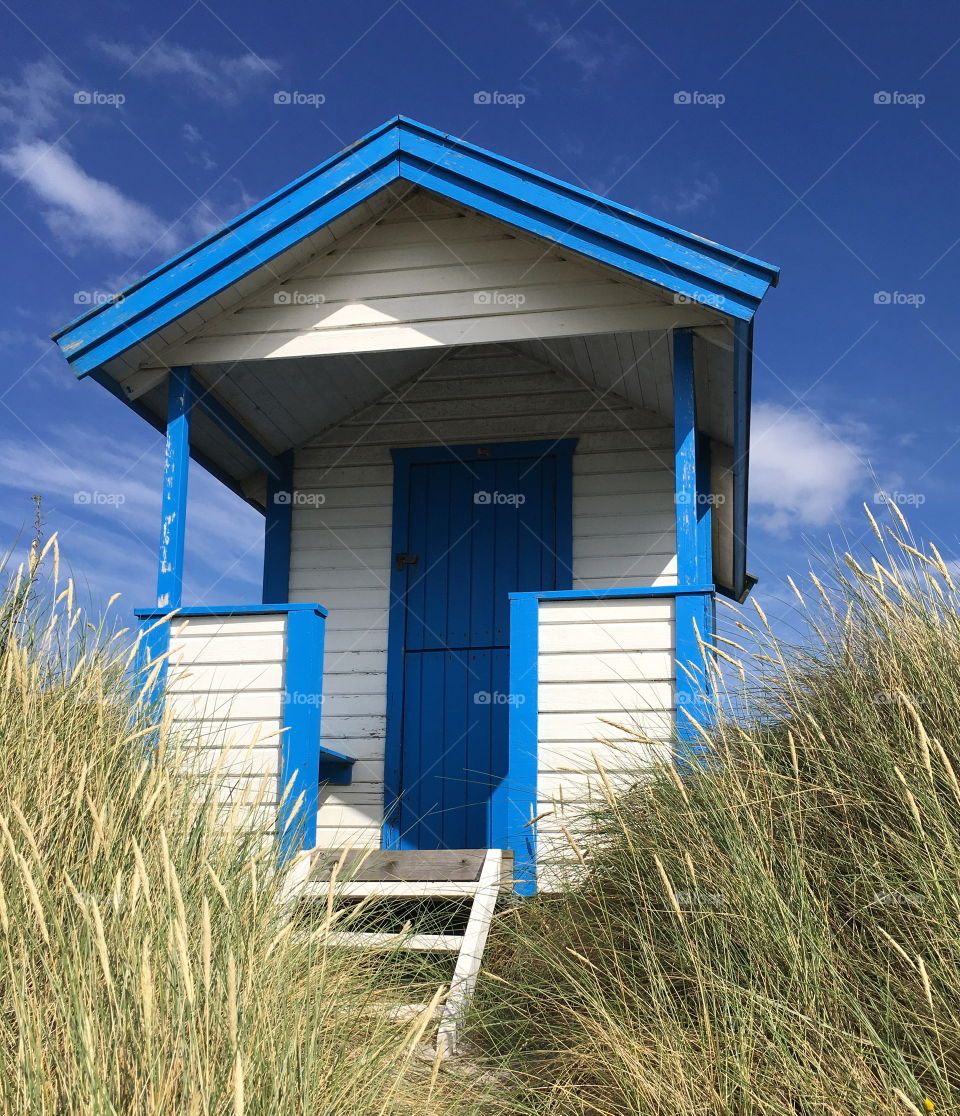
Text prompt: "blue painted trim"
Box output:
[[382, 444, 414, 852], [399, 151, 760, 319], [671, 332, 715, 762], [133, 615, 171, 724], [57, 147, 401, 374], [674, 591, 714, 770], [53, 117, 402, 342], [395, 116, 779, 289], [672, 329, 699, 587], [156, 367, 193, 610], [554, 444, 574, 589], [53, 118, 778, 374], [509, 585, 715, 602], [279, 607, 335, 862], [193, 385, 283, 481], [263, 449, 294, 603], [381, 438, 577, 854], [89, 370, 251, 505], [696, 433, 713, 584], [134, 603, 327, 618], [731, 319, 752, 602], [503, 594, 539, 895]]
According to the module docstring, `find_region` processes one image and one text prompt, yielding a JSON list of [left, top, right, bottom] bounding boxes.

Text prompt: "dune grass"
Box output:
[[0, 540, 491, 1116], [472, 509, 960, 1115], [9, 508, 960, 1115]]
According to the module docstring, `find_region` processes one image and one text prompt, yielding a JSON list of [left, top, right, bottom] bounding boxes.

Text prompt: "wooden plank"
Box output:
[[436, 849, 503, 1058], [168, 301, 720, 364], [323, 932, 463, 952], [310, 848, 488, 882], [301, 880, 483, 898]]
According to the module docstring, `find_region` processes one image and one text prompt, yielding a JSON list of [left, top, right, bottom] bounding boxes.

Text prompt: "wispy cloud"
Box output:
[[95, 39, 279, 103], [750, 401, 870, 535], [654, 171, 720, 215], [0, 140, 175, 255], [0, 427, 261, 610], [0, 60, 255, 260], [0, 59, 72, 139], [527, 14, 630, 80]]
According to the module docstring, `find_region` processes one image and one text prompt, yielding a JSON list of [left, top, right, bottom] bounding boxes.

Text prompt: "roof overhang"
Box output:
[[51, 116, 779, 602], [52, 116, 778, 375]]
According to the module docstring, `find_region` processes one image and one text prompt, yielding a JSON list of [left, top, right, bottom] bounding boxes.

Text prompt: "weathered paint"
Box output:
[[672, 331, 714, 762], [156, 367, 193, 610], [52, 117, 779, 376]]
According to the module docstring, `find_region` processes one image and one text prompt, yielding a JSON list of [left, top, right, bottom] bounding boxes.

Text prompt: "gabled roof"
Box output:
[[52, 116, 778, 375]]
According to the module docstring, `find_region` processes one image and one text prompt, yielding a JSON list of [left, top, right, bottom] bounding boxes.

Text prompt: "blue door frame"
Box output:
[[382, 439, 575, 852]]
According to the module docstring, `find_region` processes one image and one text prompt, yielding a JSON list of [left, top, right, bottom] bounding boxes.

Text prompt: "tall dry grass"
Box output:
[[475, 508, 960, 1115], [0, 539, 487, 1115]]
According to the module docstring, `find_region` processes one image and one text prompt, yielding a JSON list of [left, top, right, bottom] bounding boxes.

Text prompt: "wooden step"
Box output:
[[279, 847, 508, 1060], [310, 848, 491, 883], [301, 879, 484, 899], [324, 931, 464, 951]]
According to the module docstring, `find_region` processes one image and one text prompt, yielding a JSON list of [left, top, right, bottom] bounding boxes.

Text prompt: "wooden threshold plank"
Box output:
[[310, 849, 489, 882], [302, 880, 482, 898], [324, 932, 463, 951]]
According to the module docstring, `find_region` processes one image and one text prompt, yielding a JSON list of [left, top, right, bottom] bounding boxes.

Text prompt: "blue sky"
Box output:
[[1, 0, 959, 635]]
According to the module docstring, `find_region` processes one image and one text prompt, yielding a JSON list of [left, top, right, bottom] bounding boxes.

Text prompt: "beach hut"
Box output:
[[52, 116, 779, 898]]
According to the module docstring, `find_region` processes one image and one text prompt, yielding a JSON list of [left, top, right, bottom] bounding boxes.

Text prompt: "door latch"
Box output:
[[395, 552, 419, 571]]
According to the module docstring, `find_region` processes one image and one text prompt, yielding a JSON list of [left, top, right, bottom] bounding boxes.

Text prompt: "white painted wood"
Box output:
[[534, 596, 676, 884], [323, 932, 464, 951], [284, 344, 678, 848], [538, 680, 674, 714], [156, 190, 723, 366], [436, 849, 503, 1058], [165, 613, 288, 821], [538, 650, 674, 682], [302, 880, 485, 898]]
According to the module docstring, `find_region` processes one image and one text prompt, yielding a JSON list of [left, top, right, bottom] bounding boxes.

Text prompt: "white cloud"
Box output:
[[0, 59, 73, 139], [527, 16, 629, 80], [750, 401, 869, 535], [0, 427, 261, 611], [96, 40, 279, 103], [0, 140, 174, 255], [654, 172, 720, 215]]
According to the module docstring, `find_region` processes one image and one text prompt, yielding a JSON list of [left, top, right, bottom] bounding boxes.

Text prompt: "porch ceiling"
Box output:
[[130, 328, 735, 506]]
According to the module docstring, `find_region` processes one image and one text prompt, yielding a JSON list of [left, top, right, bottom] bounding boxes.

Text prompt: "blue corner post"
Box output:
[[278, 607, 327, 862], [501, 593, 540, 895], [672, 330, 713, 764], [263, 449, 294, 604], [156, 367, 193, 610], [137, 366, 192, 717]]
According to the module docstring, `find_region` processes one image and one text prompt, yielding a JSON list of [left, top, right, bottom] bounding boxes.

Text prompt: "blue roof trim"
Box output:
[[52, 116, 779, 374]]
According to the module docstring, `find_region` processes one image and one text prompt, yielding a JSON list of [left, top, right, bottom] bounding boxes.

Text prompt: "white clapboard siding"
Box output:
[[535, 596, 675, 883], [288, 345, 677, 850], [166, 613, 288, 818], [163, 190, 721, 366]]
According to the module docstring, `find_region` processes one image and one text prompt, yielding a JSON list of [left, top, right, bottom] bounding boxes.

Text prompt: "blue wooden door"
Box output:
[[387, 441, 574, 850]]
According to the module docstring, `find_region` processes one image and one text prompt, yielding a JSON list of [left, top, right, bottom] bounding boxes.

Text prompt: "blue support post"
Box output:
[[673, 330, 713, 764], [278, 607, 326, 861], [133, 614, 172, 732], [156, 367, 193, 609], [501, 594, 540, 895], [263, 449, 294, 604]]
